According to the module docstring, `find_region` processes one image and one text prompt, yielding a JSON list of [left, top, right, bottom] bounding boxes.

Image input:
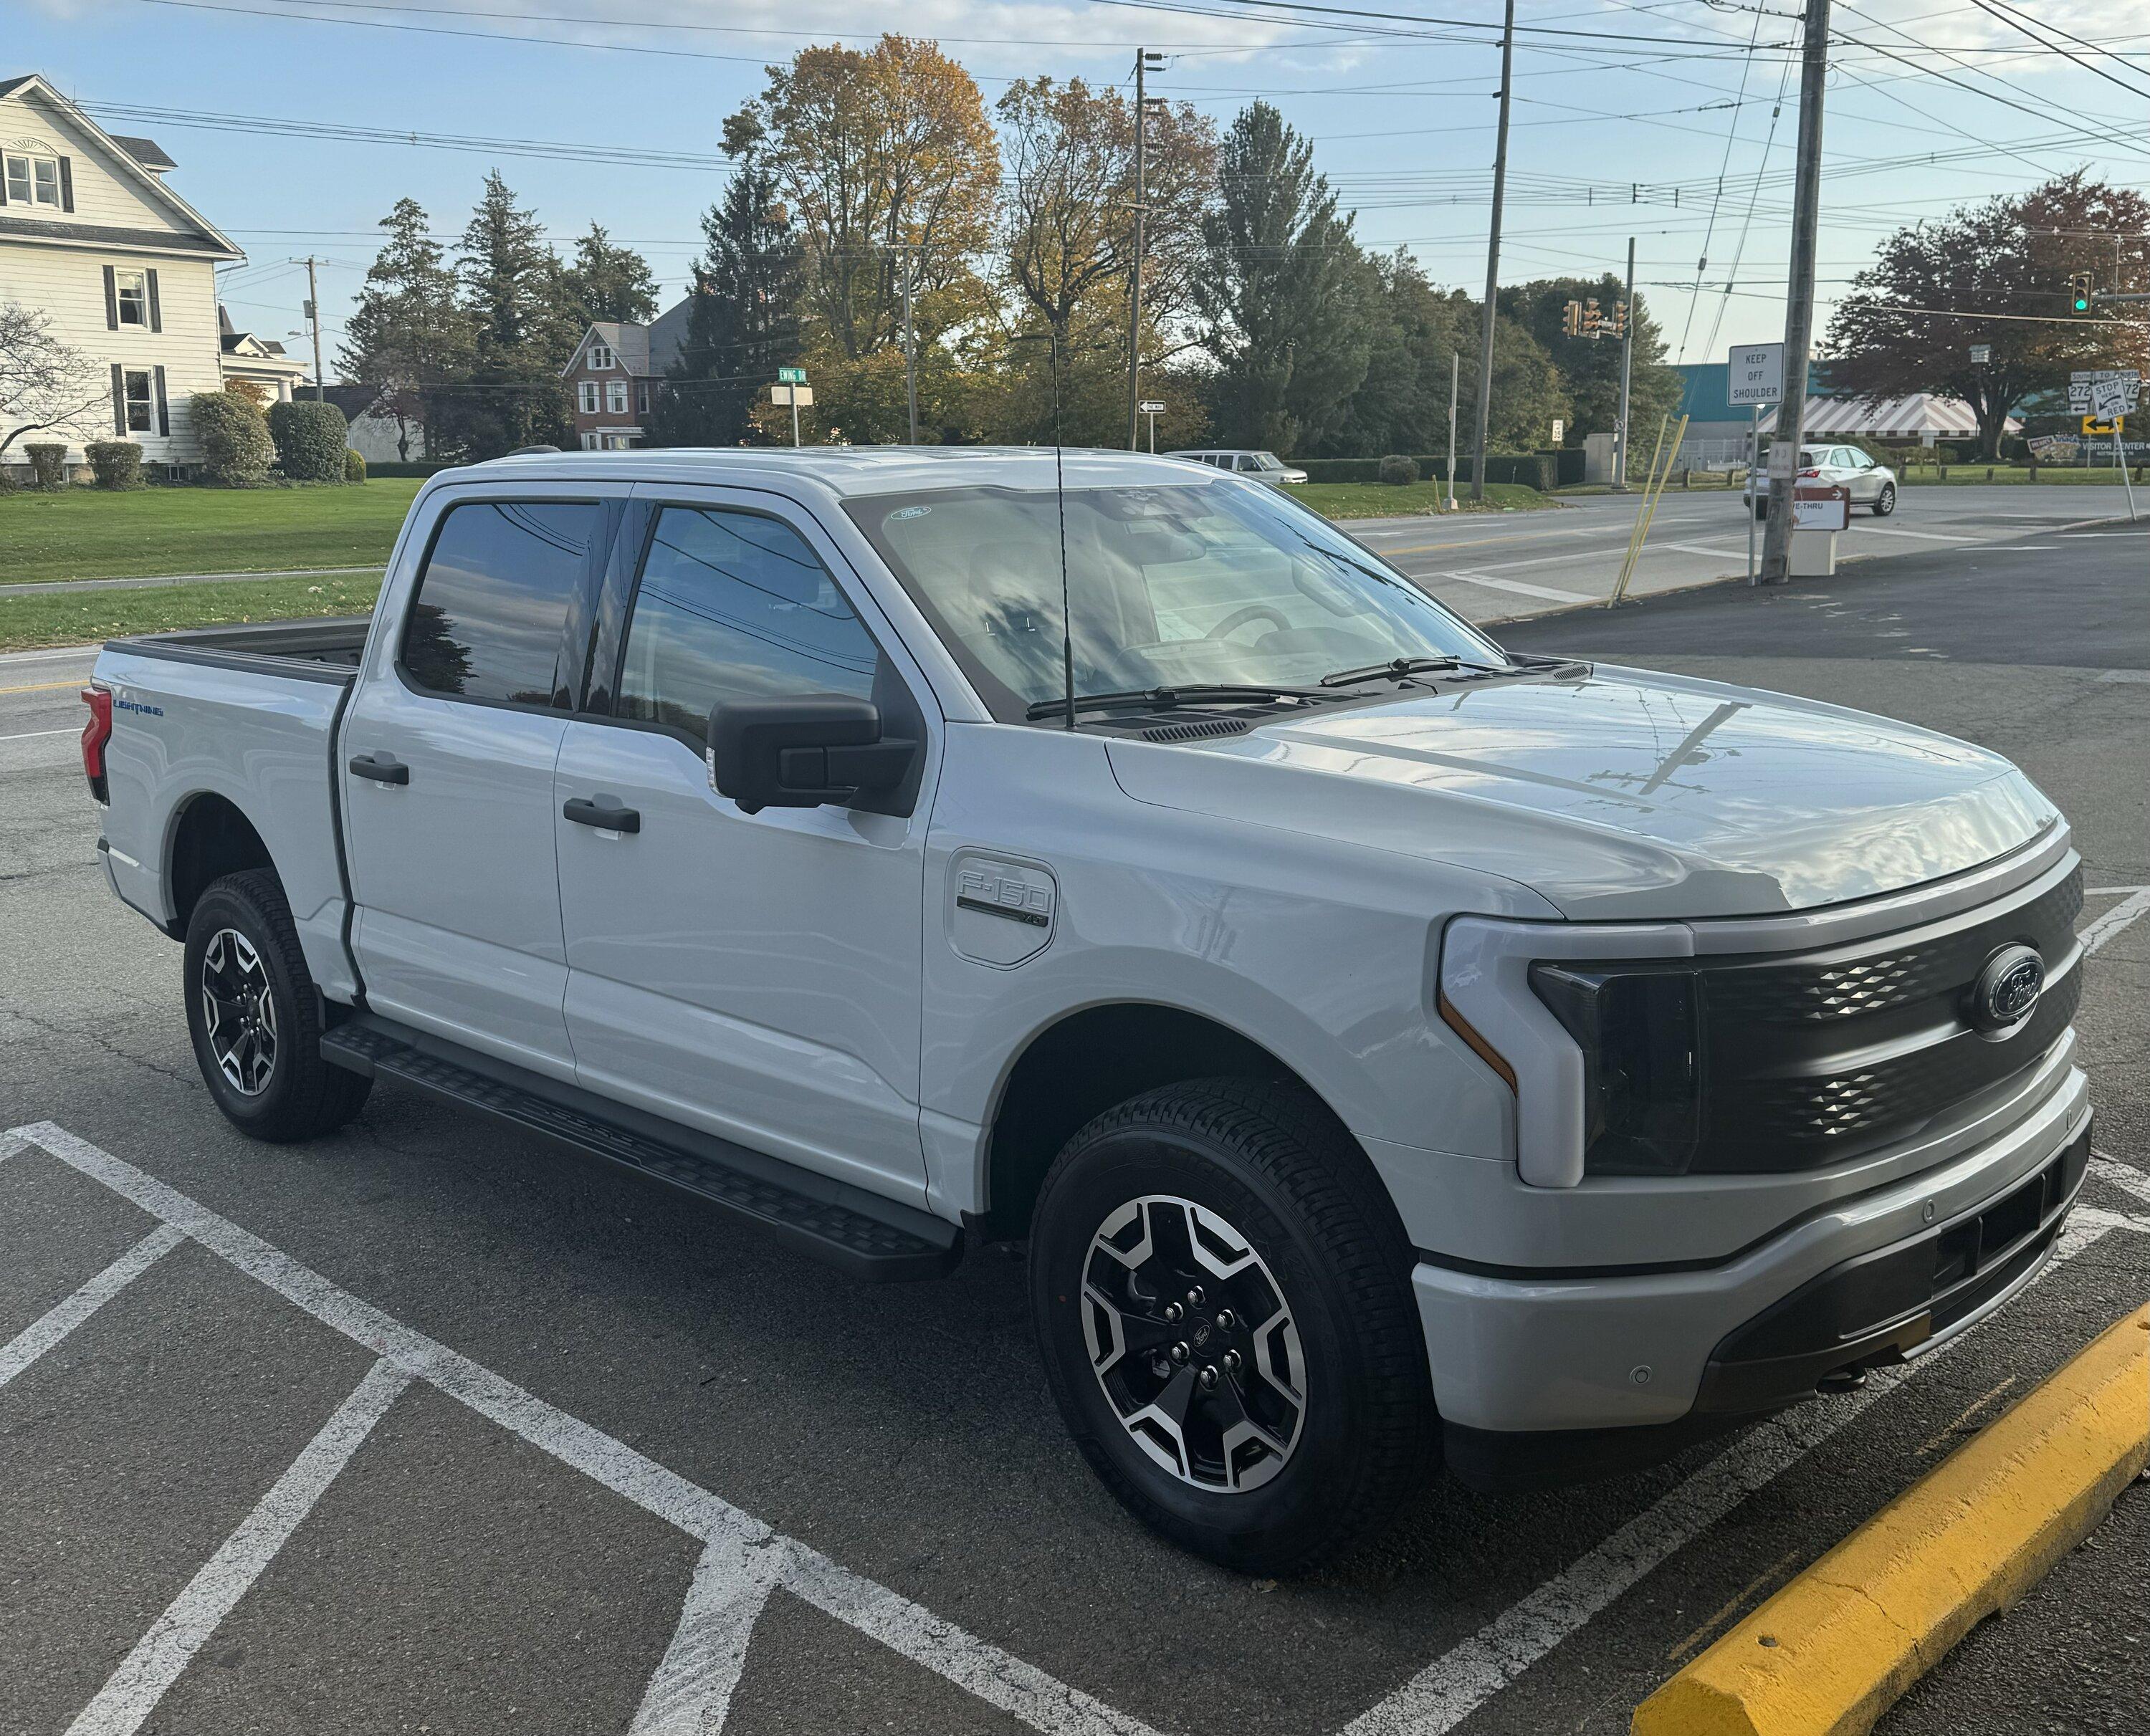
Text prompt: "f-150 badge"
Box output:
[[949, 855, 1058, 967]]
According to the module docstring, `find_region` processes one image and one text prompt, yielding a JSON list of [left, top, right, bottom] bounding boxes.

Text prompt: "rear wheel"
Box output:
[[1029, 1079, 1435, 1573], [183, 869, 371, 1142]]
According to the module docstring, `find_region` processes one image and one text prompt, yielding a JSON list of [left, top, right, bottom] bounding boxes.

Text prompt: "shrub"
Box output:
[[188, 389, 276, 485], [345, 447, 367, 483], [24, 442, 69, 487], [268, 398, 352, 482], [1377, 454, 1418, 485], [85, 440, 143, 489]]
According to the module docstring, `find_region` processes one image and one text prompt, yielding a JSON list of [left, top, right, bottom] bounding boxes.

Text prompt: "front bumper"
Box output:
[[1412, 1061, 2091, 1445]]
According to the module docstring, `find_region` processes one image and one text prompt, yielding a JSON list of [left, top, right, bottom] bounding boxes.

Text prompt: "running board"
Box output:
[[321, 1015, 962, 1282]]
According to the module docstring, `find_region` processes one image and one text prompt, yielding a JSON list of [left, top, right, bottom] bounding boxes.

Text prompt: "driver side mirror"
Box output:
[[707, 695, 918, 817]]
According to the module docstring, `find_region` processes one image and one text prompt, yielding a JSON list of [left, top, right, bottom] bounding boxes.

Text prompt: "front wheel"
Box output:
[[1029, 1080, 1435, 1574], [1872, 481, 1896, 517], [183, 869, 371, 1142]]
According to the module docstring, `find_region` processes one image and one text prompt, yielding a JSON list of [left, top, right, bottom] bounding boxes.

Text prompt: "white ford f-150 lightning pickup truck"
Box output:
[[83, 448, 2090, 1571]]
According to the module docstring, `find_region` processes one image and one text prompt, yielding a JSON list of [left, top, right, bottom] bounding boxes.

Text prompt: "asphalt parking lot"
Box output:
[[3, 522, 2147, 1735]]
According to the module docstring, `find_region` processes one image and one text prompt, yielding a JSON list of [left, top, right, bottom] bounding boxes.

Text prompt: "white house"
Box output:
[[0, 73, 244, 474]]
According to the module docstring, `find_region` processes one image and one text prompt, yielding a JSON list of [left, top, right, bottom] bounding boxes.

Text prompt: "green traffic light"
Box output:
[[2074, 297, 2091, 313]]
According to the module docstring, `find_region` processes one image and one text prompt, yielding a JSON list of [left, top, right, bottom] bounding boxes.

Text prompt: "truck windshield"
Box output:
[[846, 481, 1504, 723]]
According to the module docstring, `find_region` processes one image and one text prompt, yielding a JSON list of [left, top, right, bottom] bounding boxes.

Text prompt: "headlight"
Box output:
[[1527, 965, 1701, 1175]]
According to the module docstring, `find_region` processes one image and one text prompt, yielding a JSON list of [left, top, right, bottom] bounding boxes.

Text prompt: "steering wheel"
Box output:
[[1206, 604, 1293, 641]]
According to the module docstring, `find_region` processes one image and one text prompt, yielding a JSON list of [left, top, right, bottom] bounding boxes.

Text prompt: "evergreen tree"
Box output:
[[563, 223, 659, 327], [336, 198, 472, 461], [649, 126, 803, 448], [1504, 277, 1676, 448], [1194, 102, 1372, 453], [436, 172, 572, 459]]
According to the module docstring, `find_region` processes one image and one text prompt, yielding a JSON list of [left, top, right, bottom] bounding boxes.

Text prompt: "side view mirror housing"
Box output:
[[707, 694, 917, 816]]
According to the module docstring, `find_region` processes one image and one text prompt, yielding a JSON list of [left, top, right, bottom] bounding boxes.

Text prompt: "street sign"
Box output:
[[777, 366, 808, 385], [1137, 400, 1166, 414], [1968, 344, 1991, 365], [1727, 342, 1784, 408], [2083, 416, 2124, 436], [1550, 418, 1564, 444], [1791, 484, 1849, 532], [770, 384, 813, 407], [2093, 372, 2139, 419]]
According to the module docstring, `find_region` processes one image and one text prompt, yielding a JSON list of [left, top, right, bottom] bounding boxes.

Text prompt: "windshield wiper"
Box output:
[[1025, 683, 1337, 721], [1317, 654, 1521, 688]]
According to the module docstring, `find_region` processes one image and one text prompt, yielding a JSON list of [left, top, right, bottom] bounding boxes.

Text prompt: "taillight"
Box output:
[[1797, 467, 1821, 479], [81, 686, 113, 803]]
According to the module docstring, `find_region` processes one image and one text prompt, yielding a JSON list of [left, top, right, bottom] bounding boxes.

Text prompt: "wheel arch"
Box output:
[[977, 1000, 1365, 1242], [163, 791, 277, 939]]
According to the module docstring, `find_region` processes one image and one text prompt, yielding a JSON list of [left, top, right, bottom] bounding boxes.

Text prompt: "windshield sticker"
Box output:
[[889, 505, 932, 522]]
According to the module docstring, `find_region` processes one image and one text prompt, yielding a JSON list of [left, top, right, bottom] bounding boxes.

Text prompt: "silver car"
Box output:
[[1744, 443, 1898, 518], [1167, 448, 1310, 486]]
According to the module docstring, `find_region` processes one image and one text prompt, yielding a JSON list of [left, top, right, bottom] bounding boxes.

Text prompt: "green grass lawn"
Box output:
[[1896, 464, 2141, 486], [1285, 480, 1550, 518], [0, 572, 383, 652], [0, 480, 422, 585]]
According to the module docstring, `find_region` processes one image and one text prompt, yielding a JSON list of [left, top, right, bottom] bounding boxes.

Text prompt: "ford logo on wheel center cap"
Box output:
[[1969, 944, 2045, 1036]]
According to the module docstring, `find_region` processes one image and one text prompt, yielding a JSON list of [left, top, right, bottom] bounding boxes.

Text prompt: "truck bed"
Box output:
[[105, 615, 374, 684]]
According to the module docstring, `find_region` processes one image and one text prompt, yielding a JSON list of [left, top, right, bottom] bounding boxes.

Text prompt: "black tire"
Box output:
[[1872, 481, 1896, 517], [1029, 1079, 1435, 1574], [183, 868, 371, 1143], [1752, 501, 1768, 520]]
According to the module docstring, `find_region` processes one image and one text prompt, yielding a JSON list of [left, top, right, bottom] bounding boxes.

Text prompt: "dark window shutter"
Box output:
[[58, 157, 74, 212], [103, 265, 118, 330], [146, 269, 162, 332], [153, 366, 169, 436], [0, 166, 9, 207], [110, 363, 126, 433]]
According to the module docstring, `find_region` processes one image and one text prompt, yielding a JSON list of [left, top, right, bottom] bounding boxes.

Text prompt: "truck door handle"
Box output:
[[563, 795, 641, 834], [348, 752, 409, 785]]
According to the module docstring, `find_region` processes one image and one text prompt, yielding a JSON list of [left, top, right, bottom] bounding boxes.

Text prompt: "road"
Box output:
[[1353, 483, 2134, 624], [2, 527, 2146, 1736]]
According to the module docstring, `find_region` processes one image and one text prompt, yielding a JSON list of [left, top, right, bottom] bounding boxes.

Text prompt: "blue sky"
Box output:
[[16, 0, 2150, 378]]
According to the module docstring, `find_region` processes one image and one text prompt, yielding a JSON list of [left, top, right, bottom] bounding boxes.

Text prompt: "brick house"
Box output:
[[561, 301, 690, 450]]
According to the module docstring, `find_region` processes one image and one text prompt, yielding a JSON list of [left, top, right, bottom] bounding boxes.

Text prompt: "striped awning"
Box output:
[[1759, 393, 2019, 439]]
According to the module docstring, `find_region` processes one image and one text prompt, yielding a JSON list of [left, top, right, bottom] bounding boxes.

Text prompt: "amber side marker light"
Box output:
[[1438, 990, 1516, 1091]]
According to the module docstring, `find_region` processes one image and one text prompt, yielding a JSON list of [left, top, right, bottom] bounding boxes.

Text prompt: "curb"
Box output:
[[1632, 1301, 2150, 1736]]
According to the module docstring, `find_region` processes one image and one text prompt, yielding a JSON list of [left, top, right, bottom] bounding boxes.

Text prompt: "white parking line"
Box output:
[[1342, 1203, 2137, 1735], [67, 1358, 413, 1736], [629, 1536, 785, 1736], [0, 1223, 186, 1389], [7, 1121, 1167, 1736], [1855, 527, 1982, 543], [1440, 570, 1593, 603], [0, 727, 79, 743], [2083, 887, 2150, 956]]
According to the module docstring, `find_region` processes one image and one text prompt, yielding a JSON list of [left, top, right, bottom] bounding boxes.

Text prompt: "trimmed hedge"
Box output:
[[24, 442, 68, 488], [188, 389, 276, 486], [1377, 454, 1418, 485], [345, 448, 368, 483], [267, 398, 351, 482], [1289, 451, 1560, 490], [85, 440, 143, 489], [366, 460, 456, 478]]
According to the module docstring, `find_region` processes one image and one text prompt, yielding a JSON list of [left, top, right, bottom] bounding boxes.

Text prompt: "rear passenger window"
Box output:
[[616, 506, 883, 745], [402, 501, 604, 705]]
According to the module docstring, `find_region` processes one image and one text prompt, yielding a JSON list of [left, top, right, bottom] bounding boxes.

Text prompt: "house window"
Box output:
[[123, 370, 153, 433], [637, 382, 649, 414], [578, 380, 599, 414], [115, 269, 149, 327], [606, 379, 629, 414], [4, 153, 60, 207], [587, 342, 614, 370], [581, 432, 601, 451]]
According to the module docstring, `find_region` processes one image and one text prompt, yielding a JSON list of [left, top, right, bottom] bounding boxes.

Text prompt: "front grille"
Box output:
[[1586, 863, 2083, 1175]]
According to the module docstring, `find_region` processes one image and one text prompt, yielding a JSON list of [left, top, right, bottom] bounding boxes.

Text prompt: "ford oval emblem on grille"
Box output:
[[1969, 944, 2044, 1036]]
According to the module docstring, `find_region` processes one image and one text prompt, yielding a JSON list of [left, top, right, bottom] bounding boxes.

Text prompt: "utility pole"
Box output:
[[1759, 0, 1831, 585], [1470, 0, 1515, 503], [1614, 236, 1635, 489], [303, 255, 325, 402], [1446, 350, 1460, 512], [1127, 49, 1165, 450], [902, 249, 919, 444]]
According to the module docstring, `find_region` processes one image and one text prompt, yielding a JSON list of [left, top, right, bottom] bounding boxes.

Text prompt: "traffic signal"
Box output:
[[1583, 297, 1602, 338], [1610, 300, 1629, 340], [2069, 272, 2093, 315], [1562, 299, 1583, 337]]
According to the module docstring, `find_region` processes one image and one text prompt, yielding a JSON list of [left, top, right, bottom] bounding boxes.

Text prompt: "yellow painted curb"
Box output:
[[1633, 1303, 2150, 1736]]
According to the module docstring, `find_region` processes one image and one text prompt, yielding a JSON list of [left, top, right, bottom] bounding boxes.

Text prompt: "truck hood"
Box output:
[[1104, 665, 2059, 920]]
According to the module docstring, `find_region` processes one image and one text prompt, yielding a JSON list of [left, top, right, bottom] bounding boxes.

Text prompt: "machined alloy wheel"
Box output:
[[1873, 481, 1896, 517], [1081, 1194, 1306, 1493], [200, 926, 279, 1095]]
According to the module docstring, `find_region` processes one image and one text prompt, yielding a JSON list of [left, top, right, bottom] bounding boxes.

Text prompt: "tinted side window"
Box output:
[[402, 501, 603, 705], [616, 506, 882, 745]]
